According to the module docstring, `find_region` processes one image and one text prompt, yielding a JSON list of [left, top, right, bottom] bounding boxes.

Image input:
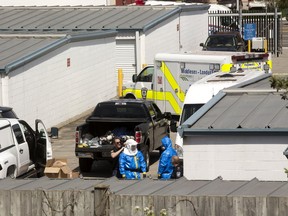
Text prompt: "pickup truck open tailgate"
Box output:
[[75, 145, 114, 160]]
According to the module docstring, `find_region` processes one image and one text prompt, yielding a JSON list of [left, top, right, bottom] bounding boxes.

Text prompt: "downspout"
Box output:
[[274, 6, 278, 56], [0, 73, 2, 105], [178, 10, 182, 52], [135, 30, 141, 73], [0, 72, 9, 106]]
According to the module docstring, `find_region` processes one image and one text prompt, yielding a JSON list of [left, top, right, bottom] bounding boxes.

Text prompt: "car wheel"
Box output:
[[124, 94, 136, 99], [79, 158, 93, 173], [7, 166, 16, 179]]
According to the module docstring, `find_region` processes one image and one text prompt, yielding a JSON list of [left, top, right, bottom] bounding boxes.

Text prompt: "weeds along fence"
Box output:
[[1, 186, 288, 216], [209, 10, 282, 55]]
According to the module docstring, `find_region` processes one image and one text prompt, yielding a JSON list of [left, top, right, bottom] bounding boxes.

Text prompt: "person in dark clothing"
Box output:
[[111, 136, 124, 178], [171, 155, 183, 179]]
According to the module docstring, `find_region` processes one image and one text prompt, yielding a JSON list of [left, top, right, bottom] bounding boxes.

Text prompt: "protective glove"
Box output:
[[143, 172, 147, 178]]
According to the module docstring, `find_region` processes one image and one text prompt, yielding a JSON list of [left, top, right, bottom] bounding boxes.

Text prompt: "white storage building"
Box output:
[[0, 31, 117, 128], [0, 5, 209, 83], [179, 75, 288, 181], [0, 5, 209, 128]]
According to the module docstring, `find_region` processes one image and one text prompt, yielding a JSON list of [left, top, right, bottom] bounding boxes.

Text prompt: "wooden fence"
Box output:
[[1, 185, 288, 216]]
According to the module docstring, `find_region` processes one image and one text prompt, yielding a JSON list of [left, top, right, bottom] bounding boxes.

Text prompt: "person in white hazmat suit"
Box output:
[[119, 139, 147, 179]]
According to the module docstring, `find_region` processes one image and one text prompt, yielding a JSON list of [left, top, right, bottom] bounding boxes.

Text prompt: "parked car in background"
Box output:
[[0, 106, 18, 118], [200, 31, 246, 52], [216, 0, 243, 9], [248, 0, 267, 10]]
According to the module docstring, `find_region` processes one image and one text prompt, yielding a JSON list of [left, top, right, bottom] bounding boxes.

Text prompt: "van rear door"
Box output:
[[35, 119, 53, 167]]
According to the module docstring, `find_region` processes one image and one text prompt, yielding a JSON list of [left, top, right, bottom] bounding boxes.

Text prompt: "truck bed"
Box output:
[[81, 121, 144, 138]]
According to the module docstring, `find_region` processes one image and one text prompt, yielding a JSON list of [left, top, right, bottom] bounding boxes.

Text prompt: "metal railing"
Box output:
[[208, 10, 282, 55]]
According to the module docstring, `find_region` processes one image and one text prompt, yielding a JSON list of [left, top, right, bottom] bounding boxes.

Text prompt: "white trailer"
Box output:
[[122, 51, 272, 118]]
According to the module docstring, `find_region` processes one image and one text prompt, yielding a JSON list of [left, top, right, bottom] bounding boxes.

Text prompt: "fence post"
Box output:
[[248, 40, 251, 52], [274, 7, 278, 56], [94, 184, 110, 216]]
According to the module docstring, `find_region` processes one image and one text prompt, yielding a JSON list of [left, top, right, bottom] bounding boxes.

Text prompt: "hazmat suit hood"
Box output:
[[123, 139, 138, 156], [161, 136, 172, 150]]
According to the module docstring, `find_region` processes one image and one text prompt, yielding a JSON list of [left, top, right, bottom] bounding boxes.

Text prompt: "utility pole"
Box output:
[[237, 0, 243, 35], [274, 0, 278, 56]]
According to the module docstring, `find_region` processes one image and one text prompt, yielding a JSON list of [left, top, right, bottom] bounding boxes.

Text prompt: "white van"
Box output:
[[0, 118, 52, 179], [174, 68, 271, 158]]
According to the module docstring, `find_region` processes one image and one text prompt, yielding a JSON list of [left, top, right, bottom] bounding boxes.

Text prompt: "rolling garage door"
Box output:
[[116, 39, 136, 83]]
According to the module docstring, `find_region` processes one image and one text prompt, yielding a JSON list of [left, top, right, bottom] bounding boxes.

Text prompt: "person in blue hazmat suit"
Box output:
[[119, 139, 147, 179], [157, 136, 177, 179]]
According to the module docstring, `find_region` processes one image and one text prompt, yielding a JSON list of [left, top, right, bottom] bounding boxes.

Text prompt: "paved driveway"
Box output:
[[52, 49, 288, 179]]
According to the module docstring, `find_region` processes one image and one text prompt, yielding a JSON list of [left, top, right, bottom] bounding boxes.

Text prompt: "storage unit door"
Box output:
[[116, 40, 136, 83]]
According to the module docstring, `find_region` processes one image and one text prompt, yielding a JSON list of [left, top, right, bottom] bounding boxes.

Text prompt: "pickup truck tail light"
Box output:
[[75, 131, 80, 145], [135, 131, 142, 143]]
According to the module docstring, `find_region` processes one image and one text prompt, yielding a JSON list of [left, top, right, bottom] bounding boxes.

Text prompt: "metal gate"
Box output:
[[208, 10, 282, 55]]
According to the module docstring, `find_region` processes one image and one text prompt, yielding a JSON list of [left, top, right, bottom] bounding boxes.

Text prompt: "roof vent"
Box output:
[[220, 73, 235, 78], [208, 126, 213, 129], [237, 125, 242, 128], [265, 125, 270, 128]]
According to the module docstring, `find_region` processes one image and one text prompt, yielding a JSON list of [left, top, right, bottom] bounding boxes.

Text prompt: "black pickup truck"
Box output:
[[75, 99, 172, 173]]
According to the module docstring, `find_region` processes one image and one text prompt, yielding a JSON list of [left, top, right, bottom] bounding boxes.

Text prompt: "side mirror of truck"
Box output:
[[163, 112, 172, 120], [132, 74, 137, 82], [200, 43, 204, 47]]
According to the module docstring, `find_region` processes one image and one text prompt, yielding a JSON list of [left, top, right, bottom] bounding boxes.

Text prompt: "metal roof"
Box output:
[[1, 176, 288, 197], [0, 30, 117, 73], [232, 73, 273, 89], [0, 5, 209, 32], [0, 36, 60, 72], [186, 89, 288, 131], [179, 74, 288, 133]]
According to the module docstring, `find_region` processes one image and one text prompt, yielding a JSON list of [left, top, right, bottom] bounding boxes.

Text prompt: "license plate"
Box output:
[[102, 152, 111, 158], [77, 152, 93, 158]]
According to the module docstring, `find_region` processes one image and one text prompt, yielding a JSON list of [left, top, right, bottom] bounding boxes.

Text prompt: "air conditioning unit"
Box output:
[[252, 37, 266, 51]]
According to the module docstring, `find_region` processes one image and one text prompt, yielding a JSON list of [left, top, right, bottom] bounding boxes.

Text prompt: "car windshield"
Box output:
[[180, 104, 204, 125], [206, 35, 236, 48]]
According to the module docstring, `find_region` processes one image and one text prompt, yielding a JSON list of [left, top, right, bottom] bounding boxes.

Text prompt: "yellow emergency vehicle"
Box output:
[[122, 51, 272, 118]]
